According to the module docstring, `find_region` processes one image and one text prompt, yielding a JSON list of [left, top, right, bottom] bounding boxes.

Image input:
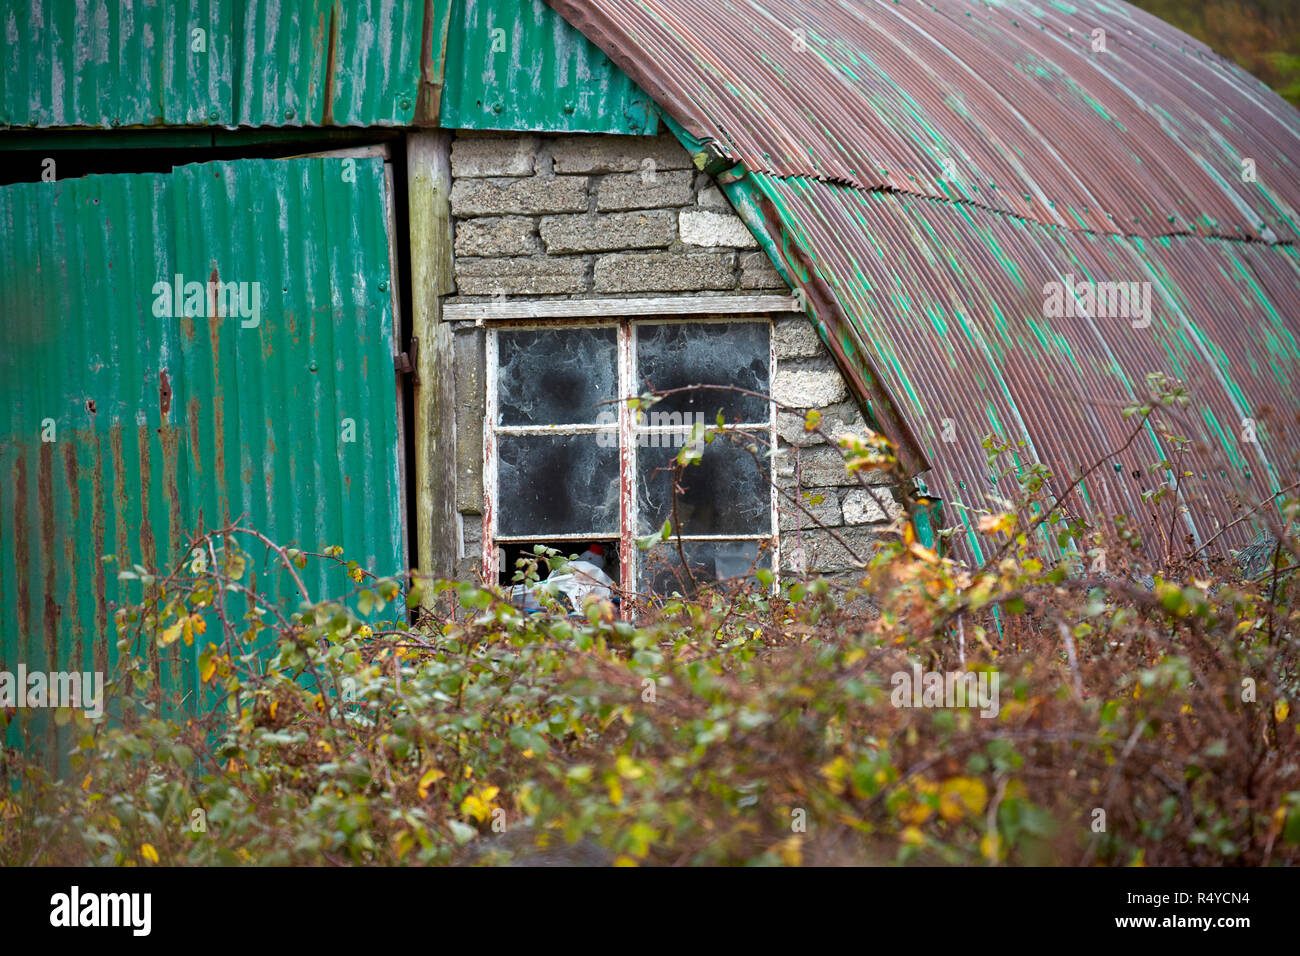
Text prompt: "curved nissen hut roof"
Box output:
[[550, 0, 1300, 561]]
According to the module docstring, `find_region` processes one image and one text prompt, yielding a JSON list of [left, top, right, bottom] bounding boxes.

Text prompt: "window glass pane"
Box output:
[[497, 326, 618, 426], [640, 540, 770, 594], [637, 437, 770, 535], [635, 321, 769, 422], [497, 433, 620, 536]]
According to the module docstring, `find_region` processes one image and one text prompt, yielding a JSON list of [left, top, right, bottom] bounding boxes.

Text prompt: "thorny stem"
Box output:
[[978, 406, 1154, 574]]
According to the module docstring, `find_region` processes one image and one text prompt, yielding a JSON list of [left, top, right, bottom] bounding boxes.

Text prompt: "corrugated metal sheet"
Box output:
[[744, 174, 1300, 559], [0, 0, 423, 129], [551, 0, 1300, 241], [545, 0, 1300, 560], [0, 156, 403, 762], [439, 0, 658, 134]]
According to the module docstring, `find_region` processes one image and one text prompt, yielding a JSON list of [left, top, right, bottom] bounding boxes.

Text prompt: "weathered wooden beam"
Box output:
[[441, 294, 801, 322], [407, 131, 458, 580]]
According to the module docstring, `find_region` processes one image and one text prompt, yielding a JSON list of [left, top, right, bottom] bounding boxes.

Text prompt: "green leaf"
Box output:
[[447, 820, 477, 845], [1284, 807, 1300, 846], [225, 550, 247, 581]]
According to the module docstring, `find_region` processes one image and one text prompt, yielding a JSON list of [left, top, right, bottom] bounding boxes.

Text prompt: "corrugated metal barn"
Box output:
[[3, 0, 1300, 757]]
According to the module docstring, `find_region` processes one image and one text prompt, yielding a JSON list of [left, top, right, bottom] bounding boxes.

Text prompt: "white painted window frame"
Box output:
[[482, 313, 780, 606]]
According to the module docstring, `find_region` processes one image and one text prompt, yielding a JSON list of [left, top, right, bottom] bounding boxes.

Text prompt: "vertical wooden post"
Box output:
[[407, 131, 458, 581]]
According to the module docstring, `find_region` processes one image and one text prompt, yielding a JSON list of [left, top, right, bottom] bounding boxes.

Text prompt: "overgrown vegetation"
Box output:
[[2, 374, 1297, 866], [1132, 0, 1300, 106]]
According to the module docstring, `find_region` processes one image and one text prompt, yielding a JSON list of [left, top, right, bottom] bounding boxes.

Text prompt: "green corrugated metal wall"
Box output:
[[0, 0, 423, 128], [438, 0, 658, 134], [0, 0, 656, 134], [0, 156, 403, 762]]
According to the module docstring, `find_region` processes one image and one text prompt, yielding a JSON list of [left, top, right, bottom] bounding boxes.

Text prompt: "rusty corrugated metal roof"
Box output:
[[747, 176, 1300, 558], [552, 0, 1300, 241], [549, 0, 1300, 559]]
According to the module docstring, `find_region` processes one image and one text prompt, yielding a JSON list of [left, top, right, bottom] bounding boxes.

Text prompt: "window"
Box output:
[[483, 317, 778, 604]]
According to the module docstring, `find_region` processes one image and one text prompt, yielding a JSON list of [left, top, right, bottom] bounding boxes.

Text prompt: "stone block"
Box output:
[[595, 170, 693, 211], [593, 252, 734, 293], [451, 176, 588, 216], [540, 210, 674, 253], [455, 256, 587, 295]]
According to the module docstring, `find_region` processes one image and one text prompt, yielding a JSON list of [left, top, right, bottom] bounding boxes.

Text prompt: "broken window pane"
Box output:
[[497, 326, 618, 426], [497, 433, 620, 536], [637, 436, 770, 535], [640, 540, 770, 595], [636, 321, 769, 422]]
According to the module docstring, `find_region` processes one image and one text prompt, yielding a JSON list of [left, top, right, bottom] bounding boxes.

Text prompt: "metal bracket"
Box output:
[[394, 336, 420, 386]]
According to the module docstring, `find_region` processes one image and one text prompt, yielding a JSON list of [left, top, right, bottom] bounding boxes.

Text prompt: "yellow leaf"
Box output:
[[461, 794, 489, 823], [978, 512, 1015, 535], [81, 773, 92, 792], [939, 777, 989, 822], [819, 755, 850, 795], [200, 654, 218, 684], [613, 855, 639, 867], [900, 826, 925, 845], [1276, 700, 1291, 723], [181, 617, 193, 647], [518, 783, 540, 816], [419, 765, 450, 793], [140, 844, 159, 864], [159, 620, 184, 647], [898, 801, 933, 825], [1270, 804, 1287, 839], [908, 542, 940, 564], [980, 832, 1001, 862], [268, 700, 278, 720], [912, 776, 939, 796]]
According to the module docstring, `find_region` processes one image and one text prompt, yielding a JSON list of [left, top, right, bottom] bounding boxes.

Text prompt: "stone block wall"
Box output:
[[770, 317, 904, 576], [446, 131, 786, 300], [444, 130, 903, 582]]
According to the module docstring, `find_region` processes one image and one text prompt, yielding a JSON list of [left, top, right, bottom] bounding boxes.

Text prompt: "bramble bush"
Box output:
[[2, 374, 1298, 865]]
